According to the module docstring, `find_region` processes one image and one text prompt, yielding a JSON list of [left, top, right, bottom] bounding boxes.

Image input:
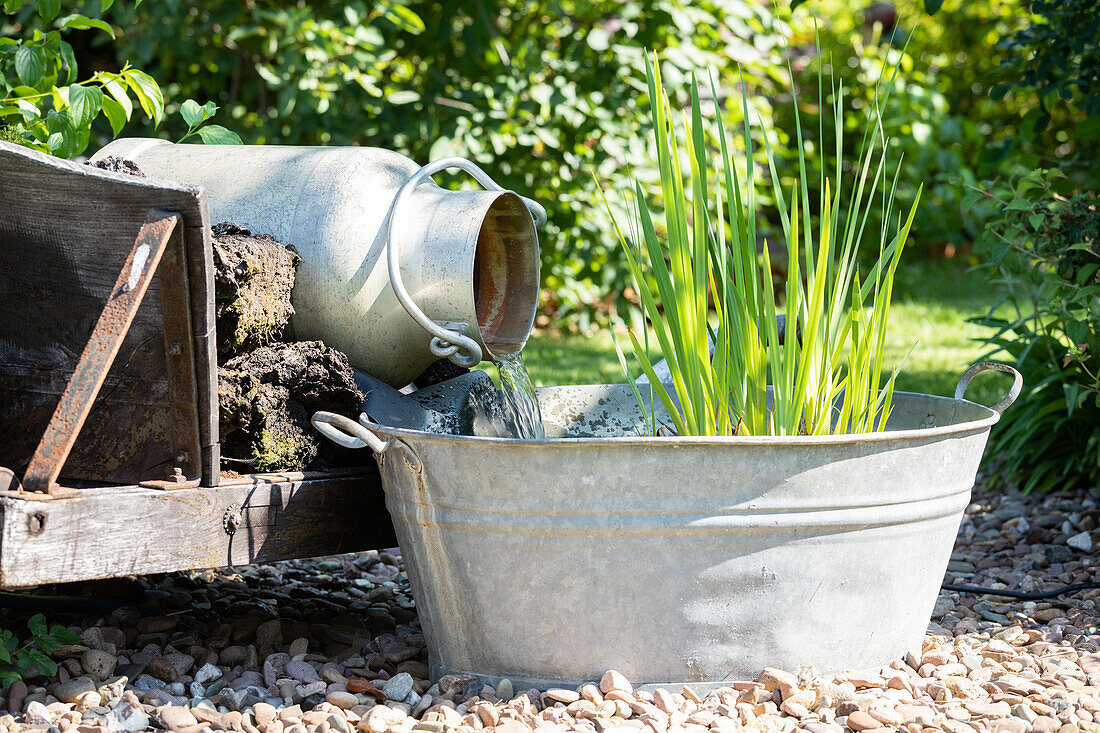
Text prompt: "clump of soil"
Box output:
[[218, 341, 362, 472], [211, 221, 300, 356], [86, 156, 145, 177]]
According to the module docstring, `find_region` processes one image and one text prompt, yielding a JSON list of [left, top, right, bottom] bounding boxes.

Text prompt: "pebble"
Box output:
[[24, 701, 53, 725], [287, 660, 321, 683], [104, 693, 148, 733], [599, 670, 632, 695], [382, 673, 415, 701], [325, 691, 358, 709], [158, 705, 198, 730], [80, 649, 117, 679], [145, 656, 180, 682], [193, 662, 222, 685], [845, 710, 881, 731], [991, 719, 1030, 733], [545, 688, 580, 704], [54, 678, 95, 704], [1067, 531, 1093, 551]]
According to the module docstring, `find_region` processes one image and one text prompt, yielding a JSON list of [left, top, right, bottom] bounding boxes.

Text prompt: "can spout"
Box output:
[[474, 192, 540, 358]]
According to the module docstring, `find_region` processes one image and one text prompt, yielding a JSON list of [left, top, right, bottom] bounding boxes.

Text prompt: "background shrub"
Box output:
[[102, 0, 793, 330], [971, 169, 1100, 492]]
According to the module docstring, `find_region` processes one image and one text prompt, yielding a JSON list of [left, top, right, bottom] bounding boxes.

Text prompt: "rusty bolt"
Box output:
[[167, 342, 182, 356], [176, 449, 189, 463]]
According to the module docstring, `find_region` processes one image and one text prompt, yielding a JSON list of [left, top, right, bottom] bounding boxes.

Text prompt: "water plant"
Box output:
[[601, 49, 920, 436]]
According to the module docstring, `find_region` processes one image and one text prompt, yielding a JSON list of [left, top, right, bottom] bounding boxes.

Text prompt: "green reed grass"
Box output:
[[600, 50, 921, 437]]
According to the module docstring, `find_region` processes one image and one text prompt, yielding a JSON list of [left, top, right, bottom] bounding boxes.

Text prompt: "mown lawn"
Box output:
[[508, 259, 1011, 408]]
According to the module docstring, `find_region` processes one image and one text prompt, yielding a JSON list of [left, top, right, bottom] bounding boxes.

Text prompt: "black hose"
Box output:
[[941, 581, 1100, 600]]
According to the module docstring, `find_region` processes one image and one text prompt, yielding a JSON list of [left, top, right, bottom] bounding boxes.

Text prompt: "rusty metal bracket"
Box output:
[[20, 210, 182, 495], [158, 223, 203, 486]]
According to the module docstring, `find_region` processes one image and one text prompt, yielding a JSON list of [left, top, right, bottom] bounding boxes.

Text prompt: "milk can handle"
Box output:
[[385, 157, 547, 369], [954, 362, 1023, 415], [311, 411, 421, 473]]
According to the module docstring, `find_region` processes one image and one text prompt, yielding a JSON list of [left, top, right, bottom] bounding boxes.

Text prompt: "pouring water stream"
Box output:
[[469, 353, 545, 440]]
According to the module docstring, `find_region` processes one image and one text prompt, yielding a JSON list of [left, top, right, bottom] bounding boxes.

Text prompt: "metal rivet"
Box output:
[[167, 342, 182, 356]]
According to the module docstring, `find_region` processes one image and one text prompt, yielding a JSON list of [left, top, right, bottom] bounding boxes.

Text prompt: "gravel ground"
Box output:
[[1, 482, 1097, 733]]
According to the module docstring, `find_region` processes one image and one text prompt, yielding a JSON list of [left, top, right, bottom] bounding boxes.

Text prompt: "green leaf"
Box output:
[[19, 647, 56, 677], [27, 614, 47, 639], [124, 70, 164, 126], [3, 0, 26, 12], [195, 124, 242, 145], [103, 77, 133, 119], [49, 625, 83, 646], [101, 0, 114, 10], [100, 95, 126, 135], [378, 1, 424, 34], [179, 98, 208, 127], [44, 108, 76, 158], [1027, 213, 1044, 230], [790, 0, 809, 8], [0, 665, 22, 688], [67, 84, 103, 129], [36, 0, 59, 22], [15, 97, 40, 121], [387, 90, 419, 105], [34, 634, 60, 654], [60, 14, 116, 39], [14, 45, 47, 88], [0, 645, 9, 664], [923, 0, 943, 12], [58, 40, 77, 85]]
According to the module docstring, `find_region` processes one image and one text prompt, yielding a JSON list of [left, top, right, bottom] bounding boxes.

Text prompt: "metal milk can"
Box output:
[[91, 140, 545, 386]]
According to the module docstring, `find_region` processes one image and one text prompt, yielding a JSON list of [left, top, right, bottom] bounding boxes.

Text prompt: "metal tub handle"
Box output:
[[385, 157, 547, 369], [954, 362, 1024, 415], [311, 411, 421, 473]]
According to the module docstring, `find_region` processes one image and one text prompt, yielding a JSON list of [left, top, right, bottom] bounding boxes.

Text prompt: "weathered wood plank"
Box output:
[[0, 466, 394, 588], [0, 141, 218, 486]]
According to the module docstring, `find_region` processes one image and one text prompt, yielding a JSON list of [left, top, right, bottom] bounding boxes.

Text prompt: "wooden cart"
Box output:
[[0, 141, 394, 588]]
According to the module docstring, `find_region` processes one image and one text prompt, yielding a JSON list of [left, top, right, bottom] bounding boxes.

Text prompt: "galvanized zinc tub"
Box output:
[[314, 363, 1021, 690]]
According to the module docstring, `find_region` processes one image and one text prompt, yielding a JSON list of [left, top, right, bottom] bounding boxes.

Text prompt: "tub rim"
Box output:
[[368, 388, 1000, 447]]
